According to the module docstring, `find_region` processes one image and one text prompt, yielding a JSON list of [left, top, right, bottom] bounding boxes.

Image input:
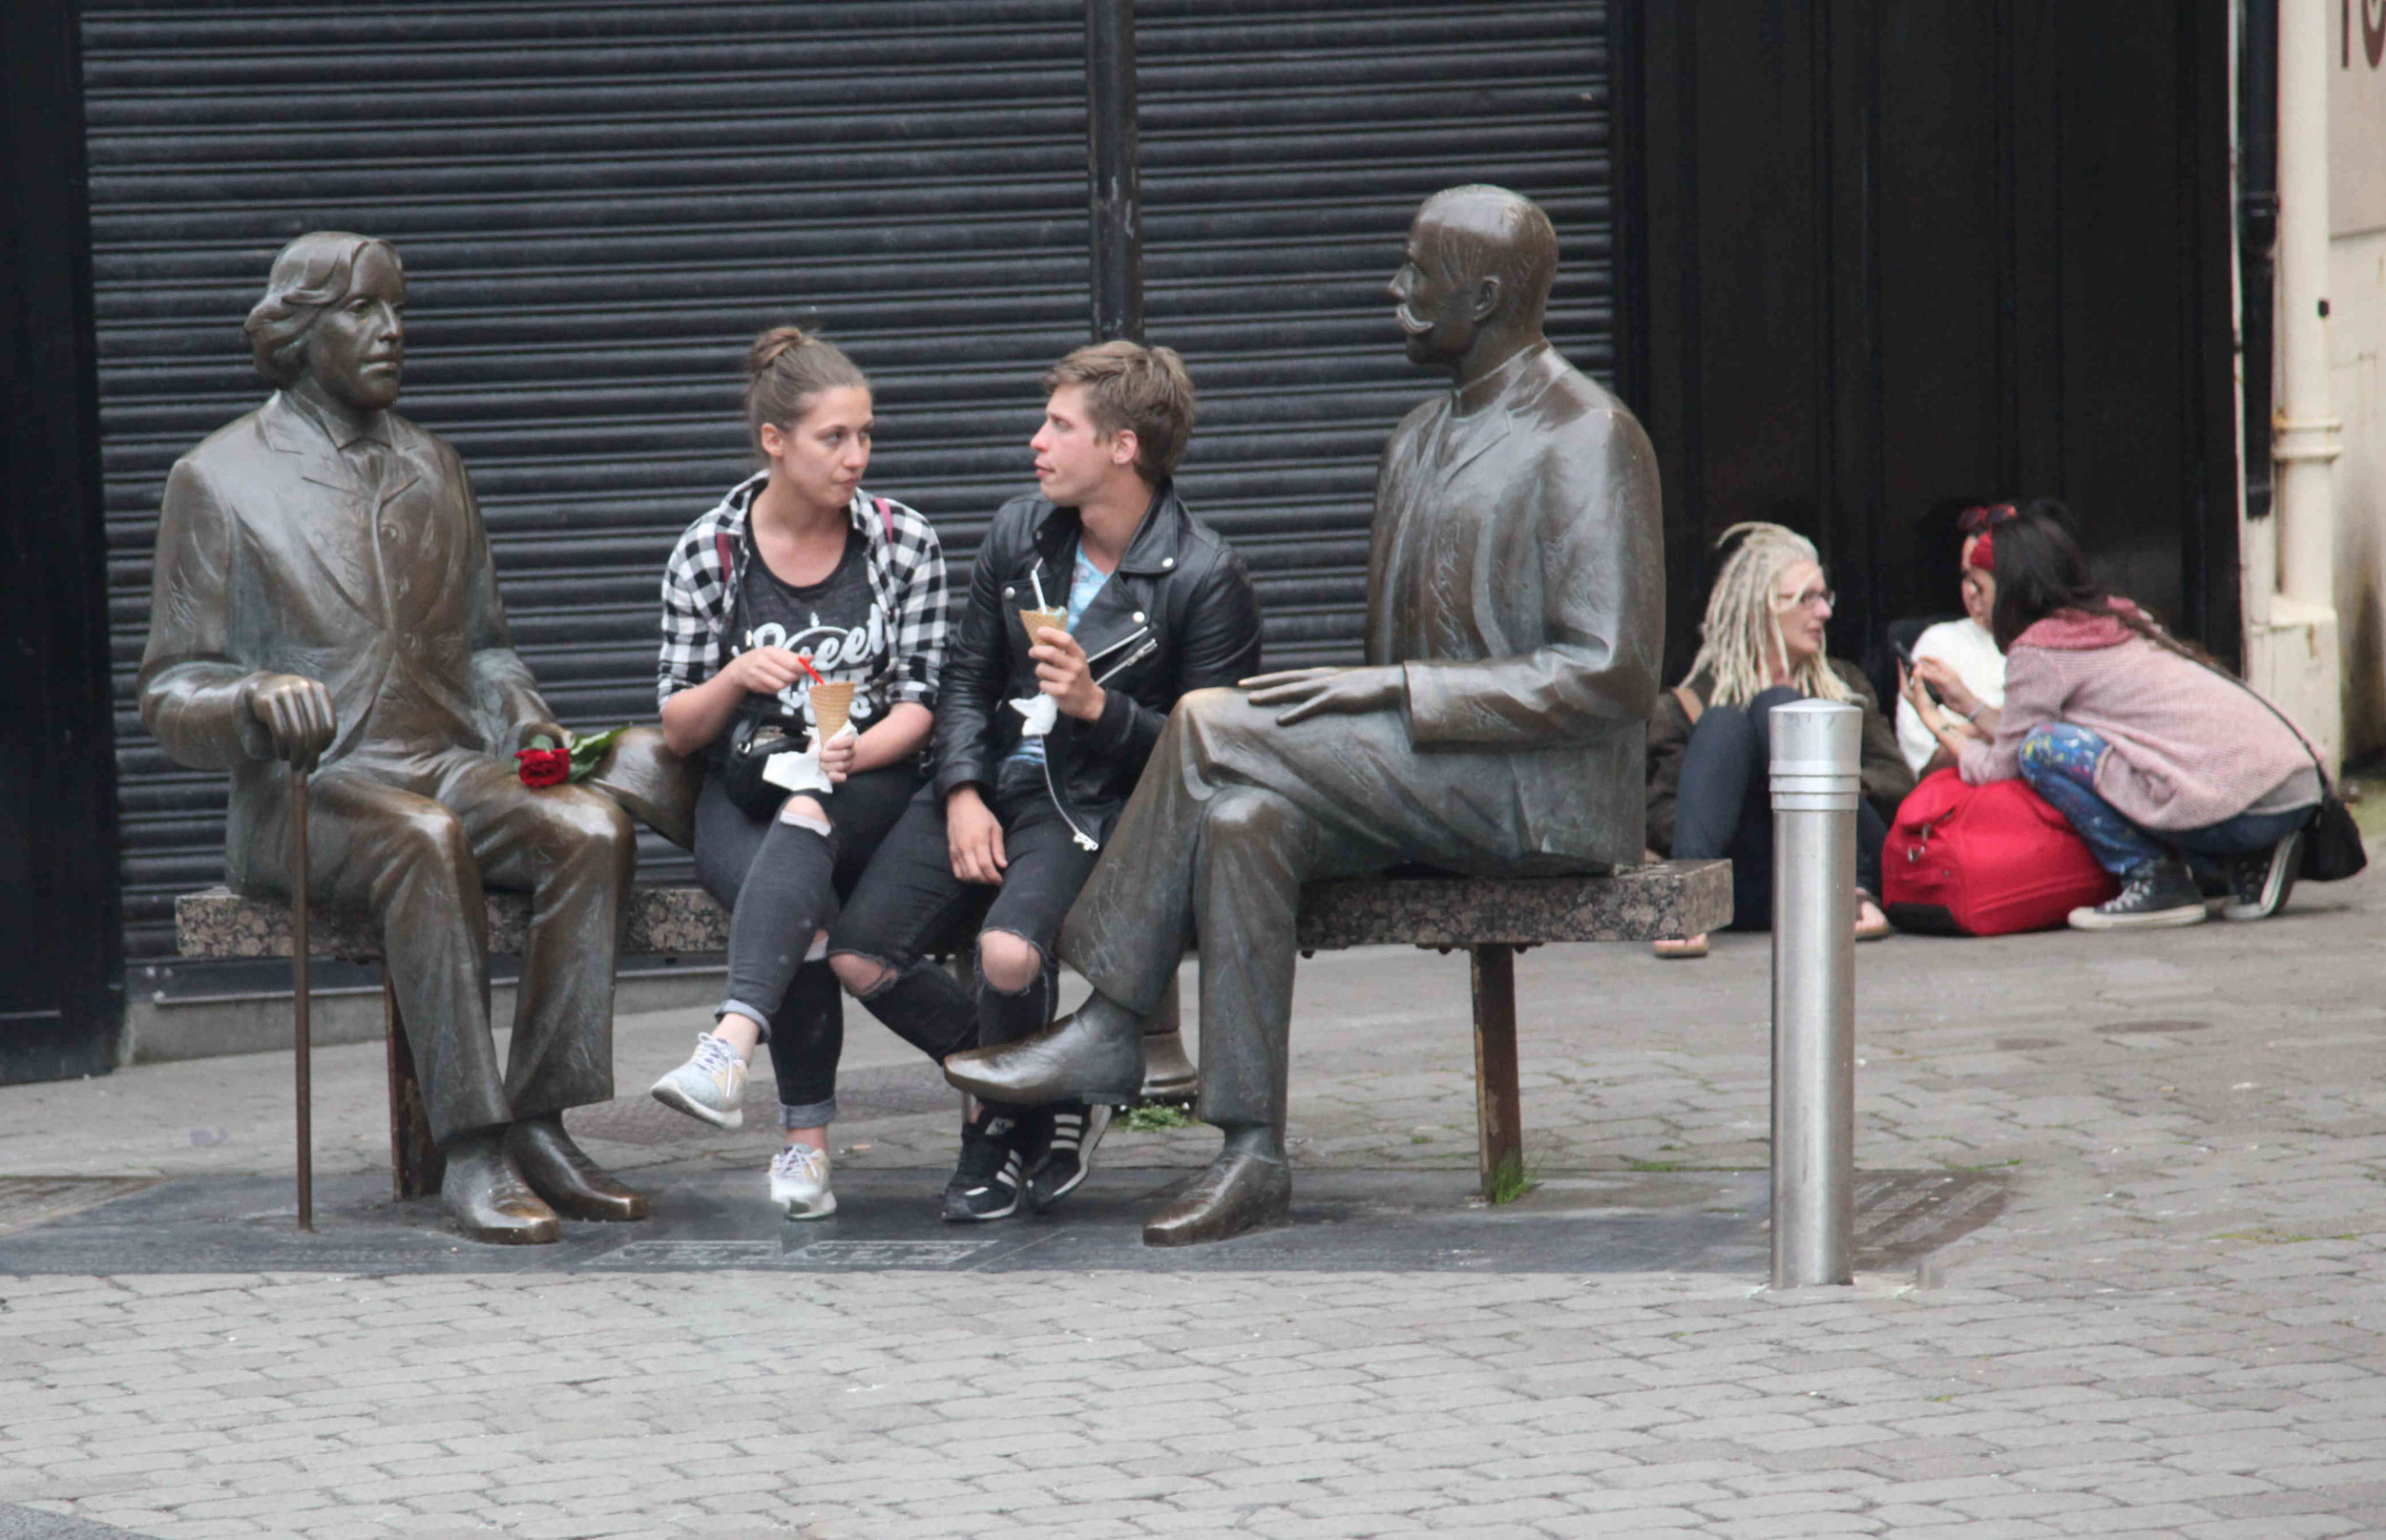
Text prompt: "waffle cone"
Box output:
[[808, 679, 855, 739], [1019, 607, 1068, 645]]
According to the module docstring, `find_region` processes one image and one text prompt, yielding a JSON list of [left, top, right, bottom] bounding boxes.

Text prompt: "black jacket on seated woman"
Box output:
[[1643, 523, 1915, 941]]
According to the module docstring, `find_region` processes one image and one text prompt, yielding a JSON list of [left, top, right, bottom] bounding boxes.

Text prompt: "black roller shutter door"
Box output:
[[1139, 1, 1615, 668], [80, 1, 1090, 961]]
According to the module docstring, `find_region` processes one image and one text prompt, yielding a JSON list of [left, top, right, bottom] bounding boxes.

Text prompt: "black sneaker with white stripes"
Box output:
[[942, 1111, 1024, 1223], [1026, 1100, 1112, 1214]]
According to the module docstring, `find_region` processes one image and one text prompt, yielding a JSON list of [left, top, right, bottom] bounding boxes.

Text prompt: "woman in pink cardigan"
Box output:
[[1904, 501, 2320, 931]]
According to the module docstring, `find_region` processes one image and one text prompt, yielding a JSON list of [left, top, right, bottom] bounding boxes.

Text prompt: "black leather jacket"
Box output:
[[934, 483, 1262, 841]]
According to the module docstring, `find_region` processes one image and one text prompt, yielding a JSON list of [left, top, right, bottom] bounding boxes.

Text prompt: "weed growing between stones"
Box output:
[[1487, 1151, 1537, 1204]]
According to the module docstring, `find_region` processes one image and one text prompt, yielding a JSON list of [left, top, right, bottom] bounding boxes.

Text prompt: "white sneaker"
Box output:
[[770, 1143, 835, 1219], [648, 1031, 747, 1129]]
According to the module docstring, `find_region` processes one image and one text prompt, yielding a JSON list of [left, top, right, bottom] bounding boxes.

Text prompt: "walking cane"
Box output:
[[290, 765, 313, 1232]]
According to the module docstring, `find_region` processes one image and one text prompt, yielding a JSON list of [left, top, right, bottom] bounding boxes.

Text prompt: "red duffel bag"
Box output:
[[1882, 769, 2119, 935]]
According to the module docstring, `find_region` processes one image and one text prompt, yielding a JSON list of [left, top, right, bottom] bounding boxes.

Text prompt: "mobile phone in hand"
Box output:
[[1893, 639, 1943, 705]]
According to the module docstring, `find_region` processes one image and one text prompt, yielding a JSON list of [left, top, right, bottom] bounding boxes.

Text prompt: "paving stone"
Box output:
[[5, 869, 2386, 1535]]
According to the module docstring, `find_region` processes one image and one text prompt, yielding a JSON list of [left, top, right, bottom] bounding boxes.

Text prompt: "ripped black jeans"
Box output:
[[827, 762, 1104, 1065], [692, 764, 919, 1127]]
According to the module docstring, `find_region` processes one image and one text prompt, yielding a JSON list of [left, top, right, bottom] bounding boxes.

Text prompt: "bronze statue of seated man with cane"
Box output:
[[138, 233, 652, 1244]]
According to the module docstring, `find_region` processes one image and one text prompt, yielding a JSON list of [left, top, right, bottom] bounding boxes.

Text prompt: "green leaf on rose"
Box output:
[[564, 724, 631, 782]]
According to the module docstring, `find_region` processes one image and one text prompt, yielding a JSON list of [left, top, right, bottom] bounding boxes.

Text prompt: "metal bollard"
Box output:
[[1769, 699, 1861, 1287]]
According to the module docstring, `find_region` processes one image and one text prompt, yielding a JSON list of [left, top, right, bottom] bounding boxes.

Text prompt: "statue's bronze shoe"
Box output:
[[506, 1114, 650, 1222], [943, 1002, 1144, 1106], [1141, 1151, 1291, 1248], [440, 1130, 560, 1245]]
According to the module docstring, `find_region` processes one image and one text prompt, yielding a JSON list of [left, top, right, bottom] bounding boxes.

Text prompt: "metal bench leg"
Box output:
[[1470, 944, 1522, 1197], [383, 979, 444, 1199]]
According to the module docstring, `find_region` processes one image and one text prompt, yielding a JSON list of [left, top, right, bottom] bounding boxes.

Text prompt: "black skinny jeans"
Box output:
[[691, 763, 919, 1127], [827, 760, 1104, 1073], [1672, 685, 1886, 931]]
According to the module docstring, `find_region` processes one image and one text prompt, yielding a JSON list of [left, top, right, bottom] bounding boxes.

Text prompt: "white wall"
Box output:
[[2334, 230, 2386, 757], [2329, 5, 2386, 760]]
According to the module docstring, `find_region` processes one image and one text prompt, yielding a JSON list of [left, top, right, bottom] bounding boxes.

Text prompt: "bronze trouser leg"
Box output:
[[259, 768, 513, 1145], [1187, 786, 1324, 1131], [1060, 705, 1224, 1018], [1064, 689, 1430, 1014], [432, 756, 636, 1123], [1062, 691, 1413, 1128]]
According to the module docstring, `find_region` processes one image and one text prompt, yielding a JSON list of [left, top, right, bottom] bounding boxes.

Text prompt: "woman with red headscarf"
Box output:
[[1895, 504, 2010, 776]]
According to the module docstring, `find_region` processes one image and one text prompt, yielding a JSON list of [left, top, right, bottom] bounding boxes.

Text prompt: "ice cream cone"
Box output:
[[808, 679, 855, 740], [1019, 607, 1068, 647]]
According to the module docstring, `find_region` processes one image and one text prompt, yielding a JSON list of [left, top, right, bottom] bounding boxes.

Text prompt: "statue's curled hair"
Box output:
[[243, 232, 399, 388]]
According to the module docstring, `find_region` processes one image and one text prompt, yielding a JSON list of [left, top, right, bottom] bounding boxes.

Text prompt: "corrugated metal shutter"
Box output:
[[80, 1, 1092, 960], [1140, 0, 1615, 667]]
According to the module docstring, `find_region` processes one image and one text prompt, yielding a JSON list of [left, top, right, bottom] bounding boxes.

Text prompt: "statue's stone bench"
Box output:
[[177, 859, 1729, 1199]]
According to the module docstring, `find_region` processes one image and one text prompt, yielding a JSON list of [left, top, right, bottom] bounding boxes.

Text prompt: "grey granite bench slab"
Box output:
[[1295, 861, 1731, 950], [175, 884, 727, 962], [176, 861, 1731, 962]]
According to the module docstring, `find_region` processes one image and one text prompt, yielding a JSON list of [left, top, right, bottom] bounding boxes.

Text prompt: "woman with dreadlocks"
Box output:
[[1644, 523, 1913, 958], [1903, 500, 2320, 930]]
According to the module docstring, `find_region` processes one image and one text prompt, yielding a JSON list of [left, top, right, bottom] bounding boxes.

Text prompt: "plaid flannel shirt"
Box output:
[[658, 473, 947, 711]]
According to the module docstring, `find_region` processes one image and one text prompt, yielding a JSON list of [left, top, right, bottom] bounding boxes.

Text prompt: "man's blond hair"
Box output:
[[1042, 341, 1197, 483]]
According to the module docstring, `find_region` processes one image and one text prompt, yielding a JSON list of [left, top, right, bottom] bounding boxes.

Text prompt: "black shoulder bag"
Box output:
[[2202, 662, 2367, 883]]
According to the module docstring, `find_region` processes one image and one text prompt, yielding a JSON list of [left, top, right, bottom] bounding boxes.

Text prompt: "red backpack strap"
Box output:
[[713, 528, 737, 586], [873, 495, 894, 542]]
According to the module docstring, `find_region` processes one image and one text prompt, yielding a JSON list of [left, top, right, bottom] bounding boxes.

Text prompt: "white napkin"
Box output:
[[763, 722, 859, 799], [1009, 694, 1059, 739]]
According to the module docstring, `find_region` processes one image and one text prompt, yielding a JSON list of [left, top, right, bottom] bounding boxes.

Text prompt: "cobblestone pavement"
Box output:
[[2, 852, 2382, 1539]]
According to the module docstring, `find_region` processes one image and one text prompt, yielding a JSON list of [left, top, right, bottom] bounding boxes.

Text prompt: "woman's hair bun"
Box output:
[[747, 325, 811, 378], [742, 324, 869, 446]]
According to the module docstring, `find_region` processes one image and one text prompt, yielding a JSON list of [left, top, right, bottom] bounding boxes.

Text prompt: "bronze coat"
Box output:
[[1365, 341, 1664, 864], [137, 392, 553, 890]]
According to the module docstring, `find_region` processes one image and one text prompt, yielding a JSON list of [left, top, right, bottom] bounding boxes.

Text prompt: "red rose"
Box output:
[[515, 747, 571, 788]]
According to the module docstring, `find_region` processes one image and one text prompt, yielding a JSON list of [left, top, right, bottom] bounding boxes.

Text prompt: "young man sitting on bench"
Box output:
[[827, 343, 1262, 1222]]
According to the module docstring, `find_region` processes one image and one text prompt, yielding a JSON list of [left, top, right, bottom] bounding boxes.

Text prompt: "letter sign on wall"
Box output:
[[2337, 0, 2386, 235]]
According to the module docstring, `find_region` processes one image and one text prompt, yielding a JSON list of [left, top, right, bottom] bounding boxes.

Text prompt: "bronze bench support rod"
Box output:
[[1470, 945, 1522, 1196], [289, 767, 313, 1232]]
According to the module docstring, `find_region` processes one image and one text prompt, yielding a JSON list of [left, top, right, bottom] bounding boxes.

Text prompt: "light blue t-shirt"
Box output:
[[1007, 546, 1112, 765]]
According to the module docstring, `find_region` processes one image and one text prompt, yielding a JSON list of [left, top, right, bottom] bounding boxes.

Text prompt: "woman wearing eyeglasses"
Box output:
[[1644, 522, 1915, 958]]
